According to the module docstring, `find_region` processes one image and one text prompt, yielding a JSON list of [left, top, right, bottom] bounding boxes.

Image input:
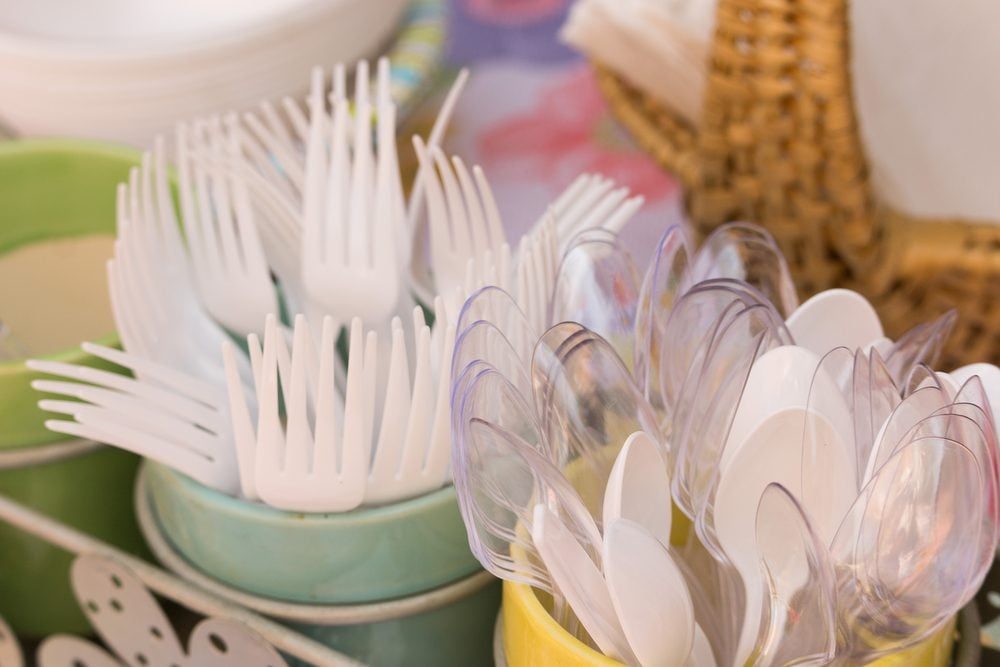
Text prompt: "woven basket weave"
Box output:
[[594, 0, 1000, 367]]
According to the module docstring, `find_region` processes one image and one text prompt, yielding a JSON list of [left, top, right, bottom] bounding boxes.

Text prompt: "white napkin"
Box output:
[[561, 0, 716, 127], [851, 0, 1000, 221]]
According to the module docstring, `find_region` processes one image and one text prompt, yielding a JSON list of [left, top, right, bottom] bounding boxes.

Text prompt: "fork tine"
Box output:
[[258, 98, 294, 148], [302, 68, 330, 274], [111, 241, 155, 356], [431, 147, 470, 258], [429, 295, 447, 370], [223, 340, 259, 500], [80, 342, 222, 408], [348, 97, 374, 268], [176, 123, 210, 281], [272, 318, 294, 411], [223, 117, 273, 289], [128, 167, 158, 280], [152, 136, 186, 267], [354, 60, 370, 111], [550, 173, 592, 218], [39, 390, 221, 458], [312, 315, 340, 475], [228, 151, 301, 254], [370, 318, 411, 486], [399, 319, 432, 478], [106, 258, 139, 358], [404, 68, 469, 233], [342, 319, 372, 481], [235, 112, 301, 202], [472, 165, 505, 252], [333, 63, 347, 104], [362, 326, 378, 460], [426, 317, 457, 483], [204, 118, 243, 276], [377, 57, 391, 112], [325, 96, 352, 266], [413, 136, 451, 285], [44, 417, 230, 493], [281, 96, 310, 145], [30, 365, 221, 433], [138, 153, 159, 256], [242, 109, 306, 191], [283, 316, 313, 475], [257, 314, 284, 475], [247, 333, 263, 385], [376, 89, 408, 265], [373, 102, 398, 274], [574, 186, 628, 234], [602, 195, 645, 234], [555, 175, 613, 238], [451, 156, 487, 258], [498, 242, 513, 294], [115, 177, 130, 237]]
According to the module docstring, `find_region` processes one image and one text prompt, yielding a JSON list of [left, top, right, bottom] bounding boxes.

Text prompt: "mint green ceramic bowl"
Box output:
[[138, 462, 500, 666], [145, 461, 483, 604], [0, 139, 147, 637]]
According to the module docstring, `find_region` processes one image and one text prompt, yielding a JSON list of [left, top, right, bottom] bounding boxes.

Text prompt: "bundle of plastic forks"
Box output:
[[30, 56, 647, 514]]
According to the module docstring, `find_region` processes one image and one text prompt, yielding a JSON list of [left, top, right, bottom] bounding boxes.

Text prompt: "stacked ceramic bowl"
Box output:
[[0, 0, 408, 145]]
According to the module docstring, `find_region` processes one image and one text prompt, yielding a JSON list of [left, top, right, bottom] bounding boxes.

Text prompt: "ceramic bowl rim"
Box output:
[[147, 460, 460, 527]]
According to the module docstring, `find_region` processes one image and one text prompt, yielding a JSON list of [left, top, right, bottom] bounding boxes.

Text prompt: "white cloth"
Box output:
[[561, 0, 715, 127], [850, 0, 1000, 222]]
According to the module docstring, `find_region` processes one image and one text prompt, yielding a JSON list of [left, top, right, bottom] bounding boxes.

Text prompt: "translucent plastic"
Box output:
[[689, 223, 799, 318], [455, 285, 538, 371], [884, 310, 957, 386], [633, 224, 691, 414], [831, 436, 984, 661], [451, 365, 601, 592], [531, 326, 662, 522], [549, 230, 641, 369], [752, 483, 837, 667], [672, 302, 791, 529]]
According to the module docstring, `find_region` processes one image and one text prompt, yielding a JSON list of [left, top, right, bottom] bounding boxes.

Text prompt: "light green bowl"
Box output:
[[138, 462, 501, 667], [285, 578, 502, 667], [146, 461, 483, 604], [0, 139, 148, 637]]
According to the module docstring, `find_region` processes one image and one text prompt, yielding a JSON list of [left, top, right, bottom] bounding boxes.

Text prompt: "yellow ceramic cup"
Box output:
[[501, 579, 956, 667], [503, 455, 958, 666]]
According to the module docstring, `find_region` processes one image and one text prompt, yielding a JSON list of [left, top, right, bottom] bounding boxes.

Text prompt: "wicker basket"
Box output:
[[593, 0, 1000, 367]]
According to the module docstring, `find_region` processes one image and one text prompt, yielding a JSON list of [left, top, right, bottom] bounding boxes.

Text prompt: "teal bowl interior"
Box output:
[[145, 461, 482, 604], [0, 139, 148, 637]]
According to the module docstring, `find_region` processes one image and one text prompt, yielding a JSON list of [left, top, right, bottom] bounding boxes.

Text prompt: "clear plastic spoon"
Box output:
[[751, 483, 837, 667], [633, 224, 691, 412]]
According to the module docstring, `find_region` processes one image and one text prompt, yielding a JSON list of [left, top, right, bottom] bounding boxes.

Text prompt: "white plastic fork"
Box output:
[[542, 173, 644, 251], [239, 97, 307, 202], [516, 212, 560, 336], [414, 136, 506, 298], [110, 146, 252, 390], [178, 117, 279, 337], [222, 115, 306, 318], [301, 61, 401, 330], [529, 174, 645, 256], [438, 244, 513, 324], [365, 299, 457, 504], [29, 343, 241, 495], [255, 314, 374, 513]]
